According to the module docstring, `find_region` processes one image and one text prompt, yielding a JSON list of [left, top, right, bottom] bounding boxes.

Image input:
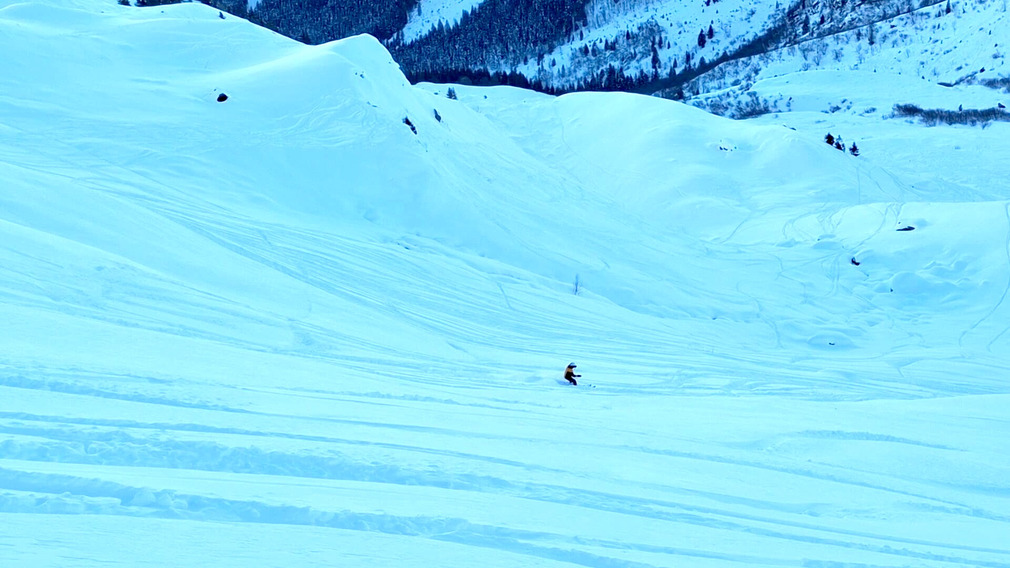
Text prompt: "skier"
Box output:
[[564, 363, 581, 386]]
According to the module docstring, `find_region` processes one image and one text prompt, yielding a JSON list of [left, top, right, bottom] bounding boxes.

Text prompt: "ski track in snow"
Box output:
[[3, 173, 1010, 565], [2, 400, 1010, 568], [2, 2, 1010, 567], [2, 356, 1010, 566]]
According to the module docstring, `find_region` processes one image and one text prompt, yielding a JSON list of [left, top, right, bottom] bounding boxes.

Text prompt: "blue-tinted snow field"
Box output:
[[0, 1, 1008, 567]]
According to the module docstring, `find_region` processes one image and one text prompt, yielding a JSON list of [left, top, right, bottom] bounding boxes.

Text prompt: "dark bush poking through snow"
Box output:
[[893, 103, 1010, 126], [979, 76, 1010, 93]]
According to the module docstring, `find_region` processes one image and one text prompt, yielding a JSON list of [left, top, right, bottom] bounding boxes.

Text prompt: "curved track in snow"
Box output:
[[2, 2, 1010, 567]]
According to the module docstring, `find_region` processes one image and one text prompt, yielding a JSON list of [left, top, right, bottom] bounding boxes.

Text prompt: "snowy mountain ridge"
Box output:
[[1, 1, 1010, 566], [226, 0, 1010, 104]]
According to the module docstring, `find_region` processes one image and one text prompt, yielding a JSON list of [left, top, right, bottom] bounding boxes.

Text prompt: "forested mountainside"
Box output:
[[198, 0, 990, 99], [225, 0, 421, 45]]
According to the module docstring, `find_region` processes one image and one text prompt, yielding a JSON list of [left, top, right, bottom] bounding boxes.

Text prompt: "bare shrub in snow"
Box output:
[[893, 103, 1010, 125]]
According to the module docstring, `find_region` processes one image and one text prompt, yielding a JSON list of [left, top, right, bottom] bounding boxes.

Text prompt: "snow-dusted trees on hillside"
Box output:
[[583, 0, 652, 28], [391, 0, 591, 78], [244, 0, 420, 44], [205, 0, 959, 100]]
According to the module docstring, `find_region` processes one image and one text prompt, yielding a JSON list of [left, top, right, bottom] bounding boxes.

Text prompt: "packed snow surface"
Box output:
[[1, 1, 1009, 567]]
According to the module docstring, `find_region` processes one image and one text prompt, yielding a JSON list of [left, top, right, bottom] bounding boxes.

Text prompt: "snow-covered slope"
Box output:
[[518, 0, 783, 88], [403, 0, 487, 42], [1, 1, 1009, 567], [401, 0, 782, 81], [688, 0, 1010, 115], [230, 0, 1010, 104]]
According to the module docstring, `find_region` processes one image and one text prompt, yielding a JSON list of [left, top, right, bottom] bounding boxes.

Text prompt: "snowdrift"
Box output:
[[1, 2, 1009, 567]]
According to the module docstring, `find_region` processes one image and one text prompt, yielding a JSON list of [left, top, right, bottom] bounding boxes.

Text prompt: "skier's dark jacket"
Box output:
[[564, 364, 580, 385]]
